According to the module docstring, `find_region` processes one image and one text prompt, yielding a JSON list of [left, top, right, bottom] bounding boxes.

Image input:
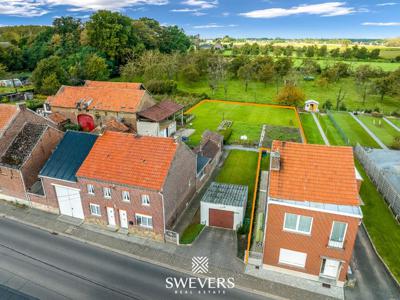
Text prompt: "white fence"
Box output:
[[355, 144, 400, 220]]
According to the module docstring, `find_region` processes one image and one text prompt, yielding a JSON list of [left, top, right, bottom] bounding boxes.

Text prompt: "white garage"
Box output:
[[200, 182, 248, 230], [54, 185, 84, 219]]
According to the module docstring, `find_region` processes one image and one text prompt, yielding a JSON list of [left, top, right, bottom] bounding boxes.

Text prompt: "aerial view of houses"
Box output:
[[0, 2, 400, 300]]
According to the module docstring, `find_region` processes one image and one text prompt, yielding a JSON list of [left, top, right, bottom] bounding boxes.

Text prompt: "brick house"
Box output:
[[262, 141, 362, 287], [45, 81, 155, 131], [0, 103, 63, 206], [75, 131, 196, 240]]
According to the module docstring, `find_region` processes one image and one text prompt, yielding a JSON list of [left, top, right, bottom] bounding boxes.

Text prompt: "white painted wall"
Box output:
[[200, 201, 246, 229], [137, 121, 159, 137]]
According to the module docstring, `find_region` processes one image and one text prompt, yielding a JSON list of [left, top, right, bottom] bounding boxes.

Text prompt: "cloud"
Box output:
[[193, 23, 237, 29], [362, 22, 400, 26], [376, 2, 397, 6], [240, 2, 362, 19], [182, 0, 218, 9], [192, 11, 207, 16], [0, 0, 168, 17], [171, 8, 198, 12]]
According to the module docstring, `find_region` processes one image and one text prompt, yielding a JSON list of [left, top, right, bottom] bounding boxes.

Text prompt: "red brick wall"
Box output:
[[77, 178, 165, 236], [38, 177, 77, 209], [0, 166, 25, 200], [263, 203, 360, 282]]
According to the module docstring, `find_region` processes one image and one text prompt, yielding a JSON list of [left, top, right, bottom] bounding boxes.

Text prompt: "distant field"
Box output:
[[292, 58, 400, 71], [185, 101, 298, 145], [330, 112, 381, 148], [299, 113, 325, 144], [358, 115, 399, 148], [380, 49, 400, 59]]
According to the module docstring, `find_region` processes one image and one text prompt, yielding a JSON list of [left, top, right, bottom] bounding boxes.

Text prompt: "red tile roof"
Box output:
[[48, 112, 68, 124], [76, 131, 178, 190], [47, 86, 147, 113], [269, 141, 359, 206], [104, 118, 130, 132], [0, 104, 18, 133], [138, 101, 184, 122], [84, 80, 143, 89]]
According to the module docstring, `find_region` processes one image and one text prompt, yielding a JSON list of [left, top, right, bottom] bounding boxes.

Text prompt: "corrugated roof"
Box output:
[[201, 182, 248, 207], [269, 141, 360, 206], [40, 131, 98, 182], [138, 101, 183, 122]]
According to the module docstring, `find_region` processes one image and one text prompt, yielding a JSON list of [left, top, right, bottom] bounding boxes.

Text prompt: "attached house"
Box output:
[[0, 103, 63, 206], [45, 81, 155, 132], [136, 100, 184, 137], [75, 131, 197, 240], [262, 141, 362, 287]]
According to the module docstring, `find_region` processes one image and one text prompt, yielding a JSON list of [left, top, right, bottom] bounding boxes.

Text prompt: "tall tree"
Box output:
[[237, 63, 254, 92]]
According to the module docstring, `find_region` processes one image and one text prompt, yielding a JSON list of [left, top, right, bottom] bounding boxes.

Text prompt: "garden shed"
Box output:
[[304, 99, 319, 112], [200, 182, 248, 230]]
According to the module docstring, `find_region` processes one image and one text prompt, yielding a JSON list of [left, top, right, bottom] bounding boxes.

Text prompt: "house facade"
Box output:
[[45, 81, 155, 131], [262, 141, 362, 287]]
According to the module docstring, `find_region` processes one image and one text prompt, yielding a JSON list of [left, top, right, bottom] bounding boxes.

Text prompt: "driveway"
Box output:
[[345, 225, 400, 300], [175, 227, 244, 274]]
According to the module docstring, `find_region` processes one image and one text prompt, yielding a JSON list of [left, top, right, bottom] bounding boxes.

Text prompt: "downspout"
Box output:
[[159, 191, 166, 242]]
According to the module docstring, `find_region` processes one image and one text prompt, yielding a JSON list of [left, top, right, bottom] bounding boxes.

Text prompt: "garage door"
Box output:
[[55, 186, 84, 219], [209, 208, 234, 229]]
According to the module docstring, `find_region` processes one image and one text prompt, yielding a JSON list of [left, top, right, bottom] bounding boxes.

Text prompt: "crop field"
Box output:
[[330, 112, 381, 148], [358, 115, 399, 148], [185, 100, 299, 145], [299, 113, 325, 144]]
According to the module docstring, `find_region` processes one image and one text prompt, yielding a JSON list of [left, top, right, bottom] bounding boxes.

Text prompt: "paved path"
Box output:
[[345, 225, 400, 300], [0, 217, 268, 300], [311, 113, 330, 145], [383, 117, 400, 132], [224, 145, 260, 152], [349, 113, 388, 149]]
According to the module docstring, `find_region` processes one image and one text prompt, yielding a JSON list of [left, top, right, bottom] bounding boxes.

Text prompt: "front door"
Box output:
[[119, 210, 128, 228], [107, 207, 116, 226], [321, 259, 341, 278]]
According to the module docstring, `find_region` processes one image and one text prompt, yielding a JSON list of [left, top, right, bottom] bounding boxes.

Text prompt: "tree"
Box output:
[[369, 49, 380, 59], [373, 77, 393, 102], [182, 64, 200, 84], [207, 55, 227, 95], [31, 56, 67, 94], [318, 45, 328, 57], [0, 63, 7, 79], [300, 58, 320, 76], [330, 48, 340, 58], [237, 63, 254, 92], [354, 65, 375, 105], [40, 73, 61, 95], [305, 45, 315, 58], [275, 84, 305, 106], [52, 16, 82, 55], [335, 87, 346, 110], [159, 25, 191, 53], [274, 57, 293, 93], [83, 54, 109, 80], [228, 55, 249, 78], [257, 64, 275, 87]]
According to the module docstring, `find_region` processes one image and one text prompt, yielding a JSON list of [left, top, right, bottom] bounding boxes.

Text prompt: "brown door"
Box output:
[[209, 208, 234, 229]]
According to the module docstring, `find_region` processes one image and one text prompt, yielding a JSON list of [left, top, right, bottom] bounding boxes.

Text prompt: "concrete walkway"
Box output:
[[383, 117, 400, 132], [224, 145, 260, 152], [349, 113, 388, 149], [311, 113, 330, 145]]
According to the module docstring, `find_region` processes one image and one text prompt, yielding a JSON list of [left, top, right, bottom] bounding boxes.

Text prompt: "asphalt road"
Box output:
[[0, 217, 270, 300]]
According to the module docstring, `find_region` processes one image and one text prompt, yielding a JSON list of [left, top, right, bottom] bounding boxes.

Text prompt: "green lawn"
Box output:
[[216, 150, 259, 218], [318, 115, 347, 146], [179, 224, 205, 244], [299, 113, 325, 144], [330, 112, 381, 148], [358, 115, 400, 148], [178, 76, 399, 113], [186, 101, 298, 145], [356, 160, 400, 282], [387, 117, 400, 128]]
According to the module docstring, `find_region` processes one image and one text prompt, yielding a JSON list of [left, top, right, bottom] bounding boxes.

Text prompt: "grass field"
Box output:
[[387, 117, 400, 128], [179, 77, 399, 113], [299, 113, 325, 144], [358, 115, 399, 148], [356, 160, 400, 282], [330, 112, 381, 148], [180, 224, 205, 244], [216, 150, 258, 218], [292, 58, 400, 71], [318, 115, 347, 146], [186, 101, 298, 145]]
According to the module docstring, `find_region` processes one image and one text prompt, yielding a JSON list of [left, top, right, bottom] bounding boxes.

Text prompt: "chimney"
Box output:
[[270, 151, 280, 171], [17, 102, 26, 111]]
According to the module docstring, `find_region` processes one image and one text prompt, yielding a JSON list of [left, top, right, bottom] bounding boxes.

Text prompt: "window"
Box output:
[[278, 248, 307, 268], [87, 184, 95, 195], [103, 187, 111, 199], [141, 195, 150, 206], [135, 214, 153, 228], [283, 213, 313, 234], [328, 221, 347, 248], [122, 191, 130, 202], [89, 204, 101, 216]]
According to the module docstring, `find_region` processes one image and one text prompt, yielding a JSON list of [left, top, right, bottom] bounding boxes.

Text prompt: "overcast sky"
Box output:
[[0, 1, 399, 38]]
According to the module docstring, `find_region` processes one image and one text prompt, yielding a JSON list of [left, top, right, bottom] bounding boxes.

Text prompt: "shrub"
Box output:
[[339, 102, 347, 111], [63, 123, 81, 131], [218, 128, 232, 143], [322, 100, 333, 111], [145, 80, 177, 95], [26, 99, 45, 111]]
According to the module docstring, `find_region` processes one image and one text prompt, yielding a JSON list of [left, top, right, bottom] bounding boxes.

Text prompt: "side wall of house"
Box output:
[[21, 127, 64, 191], [162, 143, 197, 229], [263, 203, 360, 283], [0, 166, 26, 201], [77, 178, 164, 240]]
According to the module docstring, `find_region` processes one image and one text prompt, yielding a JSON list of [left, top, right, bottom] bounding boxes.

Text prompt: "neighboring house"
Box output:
[[193, 131, 224, 189], [38, 131, 98, 215], [75, 131, 197, 240], [136, 101, 184, 137], [45, 81, 155, 132], [0, 122, 63, 205], [262, 141, 362, 287]]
